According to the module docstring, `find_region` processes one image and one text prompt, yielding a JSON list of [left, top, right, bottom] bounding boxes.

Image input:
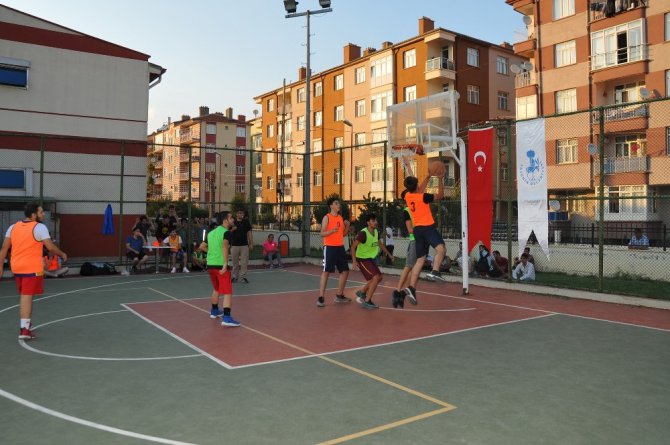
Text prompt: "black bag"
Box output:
[[80, 262, 117, 276]]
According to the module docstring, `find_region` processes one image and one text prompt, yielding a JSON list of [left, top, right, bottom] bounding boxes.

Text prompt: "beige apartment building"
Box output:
[[148, 107, 251, 212], [507, 0, 670, 235], [255, 17, 525, 211]]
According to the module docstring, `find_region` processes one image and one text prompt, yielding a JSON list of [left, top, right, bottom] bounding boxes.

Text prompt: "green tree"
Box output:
[[258, 203, 277, 227], [313, 193, 350, 227], [230, 193, 248, 213]]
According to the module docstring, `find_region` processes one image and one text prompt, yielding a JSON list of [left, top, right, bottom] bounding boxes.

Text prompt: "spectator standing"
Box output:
[[262, 234, 282, 268], [230, 209, 252, 283], [628, 228, 649, 250], [512, 253, 536, 281], [0, 202, 68, 340]]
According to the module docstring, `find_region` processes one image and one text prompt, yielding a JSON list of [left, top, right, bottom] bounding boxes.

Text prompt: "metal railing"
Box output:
[[514, 70, 537, 88], [603, 156, 649, 174], [590, 44, 648, 71], [425, 57, 455, 72]]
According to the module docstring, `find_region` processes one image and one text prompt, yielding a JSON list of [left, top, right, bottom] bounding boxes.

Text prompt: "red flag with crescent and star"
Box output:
[[467, 127, 494, 253]]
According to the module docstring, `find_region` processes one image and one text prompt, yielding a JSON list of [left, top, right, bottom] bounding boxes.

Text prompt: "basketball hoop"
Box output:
[[390, 144, 424, 177]]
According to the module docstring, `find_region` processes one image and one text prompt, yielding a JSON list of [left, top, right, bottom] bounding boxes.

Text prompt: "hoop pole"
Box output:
[[458, 137, 469, 294]]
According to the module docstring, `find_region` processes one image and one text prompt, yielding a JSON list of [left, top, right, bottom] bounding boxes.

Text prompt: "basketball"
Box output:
[[428, 160, 446, 177]]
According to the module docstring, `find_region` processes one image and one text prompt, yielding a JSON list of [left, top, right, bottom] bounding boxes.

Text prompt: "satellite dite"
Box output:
[[387, 90, 471, 294]]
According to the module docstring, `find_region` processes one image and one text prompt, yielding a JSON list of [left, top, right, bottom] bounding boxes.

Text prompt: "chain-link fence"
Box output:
[[2, 97, 669, 296]]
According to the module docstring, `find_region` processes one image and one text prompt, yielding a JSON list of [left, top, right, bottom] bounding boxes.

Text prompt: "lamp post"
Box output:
[[285, 0, 333, 256], [343, 119, 353, 200]]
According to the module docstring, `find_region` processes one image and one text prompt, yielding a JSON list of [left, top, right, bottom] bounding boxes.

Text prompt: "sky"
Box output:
[[4, 0, 525, 132]]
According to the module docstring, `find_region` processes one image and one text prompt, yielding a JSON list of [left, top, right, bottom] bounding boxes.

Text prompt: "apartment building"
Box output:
[[148, 107, 250, 211], [506, 0, 670, 234], [254, 17, 525, 209]]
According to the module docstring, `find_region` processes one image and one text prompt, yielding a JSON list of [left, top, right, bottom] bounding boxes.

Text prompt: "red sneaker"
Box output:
[[19, 328, 36, 340]]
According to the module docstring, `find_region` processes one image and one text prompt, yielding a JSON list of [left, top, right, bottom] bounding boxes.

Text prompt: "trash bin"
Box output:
[[278, 233, 289, 257], [554, 230, 561, 243]]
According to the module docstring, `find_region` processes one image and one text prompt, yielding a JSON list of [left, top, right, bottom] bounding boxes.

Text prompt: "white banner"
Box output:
[[516, 118, 550, 257]]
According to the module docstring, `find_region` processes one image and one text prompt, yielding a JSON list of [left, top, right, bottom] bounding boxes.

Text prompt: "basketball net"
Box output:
[[390, 144, 424, 177]]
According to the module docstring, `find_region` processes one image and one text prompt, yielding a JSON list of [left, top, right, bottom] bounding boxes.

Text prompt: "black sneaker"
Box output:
[[426, 270, 447, 282], [316, 296, 325, 307], [231, 277, 238, 283], [242, 277, 249, 283], [355, 290, 366, 304], [392, 290, 403, 309], [334, 294, 351, 303], [361, 299, 379, 309], [404, 286, 417, 305]]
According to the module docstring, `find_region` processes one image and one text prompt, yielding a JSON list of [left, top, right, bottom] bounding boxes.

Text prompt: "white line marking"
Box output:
[[18, 310, 202, 361], [122, 302, 233, 370]]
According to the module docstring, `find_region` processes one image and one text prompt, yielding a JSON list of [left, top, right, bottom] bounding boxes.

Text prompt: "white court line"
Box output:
[[19, 310, 202, 361], [0, 388, 197, 445], [122, 303, 233, 370]]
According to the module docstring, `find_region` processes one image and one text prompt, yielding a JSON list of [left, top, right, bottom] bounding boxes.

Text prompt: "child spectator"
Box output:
[[163, 227, 190, 274]]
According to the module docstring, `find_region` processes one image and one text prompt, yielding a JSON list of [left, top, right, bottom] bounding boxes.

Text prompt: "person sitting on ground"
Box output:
[[43, 246, 69, 278], [191, 248, 206, 271], [454, 241, 463, 271], [512, 252, 536, 281], [262, 234, 282, 268], [126, 226, 149, 274], [492, 250, 509, 275], [628, 228, 649, 250], [513, 246, 536, 269], [475, 244, 503, 278], [163, 227, 190, 274]]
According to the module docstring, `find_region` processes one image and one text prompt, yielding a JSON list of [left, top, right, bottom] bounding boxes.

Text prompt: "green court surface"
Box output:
[[1, 266, 668, 445]]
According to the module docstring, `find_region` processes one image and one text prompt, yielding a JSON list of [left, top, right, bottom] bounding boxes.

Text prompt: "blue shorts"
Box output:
[[323, 245, 349, 273], [413, 225, 444, 258]]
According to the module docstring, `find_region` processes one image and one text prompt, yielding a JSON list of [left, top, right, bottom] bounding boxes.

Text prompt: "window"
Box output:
[[371, 128, 387, 157], [403, 160, 417, 176], [236, 127, 246, 137], [206, 123, 217, 134], [500, 163, 509, 181], [556, 89, 577, 114], [555, 40, 576, 67], [355, 133, 366, 148], [591, 20, 644, 70], [313, 139, 322, 156], [334, 168, 342, 185], [615, 135, 646, 158], [297, 115, 305, 131], [355, 67, 366, 84], [314, 81, 323, 97], [252, 135, 262, 150], [556, 139, 578, 164], [497, 127, 508, 150], [235, 183, 245, 193], [467, 85, 480, 104], [334, 105, 344, 122], [404, 49, 416, 68], [267, 98, 274, 112], [355, 99, 366, 117], [0, 57, 29, 87], [370, 90, 393, 121], [236, 165, 244, 174], [334, 74, 344, 90], [667, 70, 670, 97], [313, 171, 322, 186], [371, 163, 384, 182], [297, 173, 303, 187], [267, 150, 274, 164], [498, 91, 509, 110], [297, 87, 306, 103], [267, 124, 274, 137], [404, 85, 417, 102], [604, 185, 648, 215], [614, 81, 645, 104], [267, 176, 274, 190], [370, 55, 393, 87], [355, 166, 366, 183], [314, 111, 322, 127], [467, 48, 479, 67], [442, 83, 450, 92], [516, 95, 538, 119], [496, 56, 508, 75], [553, 0, 575, 19], [236, 147, 245, 155]]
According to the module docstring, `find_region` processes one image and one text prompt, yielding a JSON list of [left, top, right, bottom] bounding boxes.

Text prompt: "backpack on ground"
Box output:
[[80, 262, 117, 276]]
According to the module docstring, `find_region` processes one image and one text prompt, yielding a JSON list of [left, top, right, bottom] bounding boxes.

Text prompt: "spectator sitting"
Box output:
[[43, 246, 69, 278], [454, 242, 463, 271], [191, 248, 206, 271], [126, 226, 149, 274], [492, 250, 509, 275], [513, 246, 535, 269], [512, 253, 536, 281], [475, 245, 503, 278], [156, 215, 171, 243], [262, 234, 282, 268], [163, 227, 190, 273], [628, 228, 649, 250]]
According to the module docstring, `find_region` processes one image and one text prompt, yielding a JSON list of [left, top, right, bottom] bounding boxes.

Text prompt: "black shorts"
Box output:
[[413, 225, 445, 259], [323, 245, 349, 273], [127, 251, 147, 260]]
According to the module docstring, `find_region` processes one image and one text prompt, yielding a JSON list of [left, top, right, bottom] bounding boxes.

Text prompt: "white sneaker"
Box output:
[[171, 267, 176, 273], [183, 267, 190, 273]]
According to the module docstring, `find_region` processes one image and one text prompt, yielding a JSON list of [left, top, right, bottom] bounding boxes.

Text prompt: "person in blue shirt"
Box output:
[[126, 226, 149, 273]]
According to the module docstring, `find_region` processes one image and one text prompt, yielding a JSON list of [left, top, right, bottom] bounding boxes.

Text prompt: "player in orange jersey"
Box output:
[[316, 197, 351, 307]]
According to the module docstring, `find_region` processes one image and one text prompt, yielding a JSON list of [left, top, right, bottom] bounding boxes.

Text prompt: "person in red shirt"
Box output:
[[0, 202, 67, 340], [317, 197, 351, 307]]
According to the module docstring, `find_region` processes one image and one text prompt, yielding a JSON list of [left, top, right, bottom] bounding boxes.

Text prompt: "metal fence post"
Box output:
[[187, 145, 192, 250], [506, 122, 513, 281], [597, 107, 605, 292], [118, 141, 125, 263], [39, 136, 45, 206], [382, 141, 388, 230]]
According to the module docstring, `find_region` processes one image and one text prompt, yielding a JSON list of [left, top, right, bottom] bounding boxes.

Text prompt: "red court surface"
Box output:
[[125, 267, 670, 369]]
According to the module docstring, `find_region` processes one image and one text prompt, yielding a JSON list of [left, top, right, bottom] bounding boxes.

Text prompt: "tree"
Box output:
[[313, 193, 350, 227], [258, 203, 277, 227], [230, 194, 248, 213]]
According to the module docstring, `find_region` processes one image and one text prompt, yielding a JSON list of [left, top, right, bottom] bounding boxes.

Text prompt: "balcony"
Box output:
[[515, 70, 537, 88], [277, 133, 292, 146], [179, 154, 189, 163], [371, 181, 395, 192], [513, 37, 536, 58], [154, 160, 163, 169], [179, 127, 199, 144], [153, 175, 162, 185], [255, 164, 262, 178], [592, 102, 649, 133], [425, 57, 456, 82], [589, 0, 646, 22], [590, 45, 648, 72], [603, 156, 649, 174]]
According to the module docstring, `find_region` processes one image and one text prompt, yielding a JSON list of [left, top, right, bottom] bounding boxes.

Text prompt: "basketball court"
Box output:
[[1, 264, 669, 444]]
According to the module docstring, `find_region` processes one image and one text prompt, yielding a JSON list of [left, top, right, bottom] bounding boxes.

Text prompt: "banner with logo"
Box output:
[[467, 127, 493, 252], [516, 118, 550, 257]]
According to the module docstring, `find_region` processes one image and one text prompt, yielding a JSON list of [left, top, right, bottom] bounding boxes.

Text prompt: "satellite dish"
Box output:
[[549, 200, 561, 212], [587, 143, 597, 155], [510, 64, 521, 74], [639, 87, 649, 99], [522, 16, 532, 26], [522, 61, 533, 71]]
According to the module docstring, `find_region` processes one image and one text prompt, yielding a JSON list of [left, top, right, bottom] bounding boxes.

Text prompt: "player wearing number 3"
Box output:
[[402, 162, 448, 304]]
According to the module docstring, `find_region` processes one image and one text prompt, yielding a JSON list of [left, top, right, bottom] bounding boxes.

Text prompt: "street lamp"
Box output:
[[343, 119, 353, 200], [285, 0, 333, 256]]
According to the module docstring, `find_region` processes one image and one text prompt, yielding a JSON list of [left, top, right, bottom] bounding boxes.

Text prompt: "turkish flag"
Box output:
[[467, 127, 494, 252]]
